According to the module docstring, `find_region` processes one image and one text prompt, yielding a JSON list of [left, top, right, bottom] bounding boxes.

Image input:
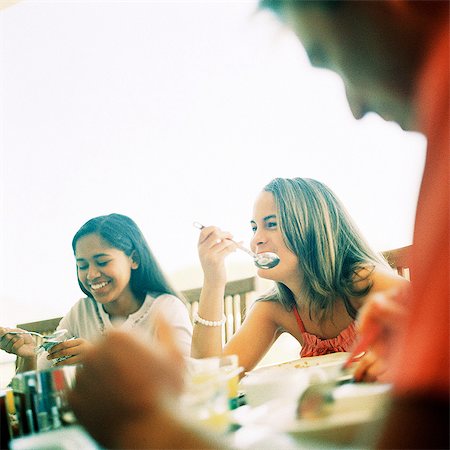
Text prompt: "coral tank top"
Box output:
[[293, 306, 358, 357]]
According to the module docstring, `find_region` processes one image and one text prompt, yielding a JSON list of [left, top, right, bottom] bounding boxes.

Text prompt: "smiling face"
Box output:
[[250, 191, 301, 290], [75, 233, 139, 311]]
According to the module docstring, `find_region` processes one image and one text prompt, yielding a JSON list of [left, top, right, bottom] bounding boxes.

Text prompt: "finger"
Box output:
[[48, 344, 82, 359], [4, 332, 34, 346], [0, 327, 17, 337], [200, 228, 234, 247], [48, 338, 80, 355], [2, 338, 15, 353], [206, 233, 233, 249], [198, 226, 220, 244], [0, 332, 16, 343], [209, 237, 236, 251], [48, 349, 72, 360], [53, 356, 77, 367], [0, 327, 10, 338], [47, 342, 65, 354], [0, 332, 11, 344], [364, 359, 385, 382], [11, 337, 27, 353], [353, 353, 375, 382]]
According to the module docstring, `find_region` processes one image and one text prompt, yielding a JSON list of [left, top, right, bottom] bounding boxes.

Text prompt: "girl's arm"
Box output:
[[191, 226, 237, 358], [194, 300, 282, 373], [191, 226, 283, 370], [223, 301, 283, 373], [191, 279, 227, 358]]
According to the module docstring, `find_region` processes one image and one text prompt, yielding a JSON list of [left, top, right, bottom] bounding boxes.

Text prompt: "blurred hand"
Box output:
[[0, 327, 37, 358], [353, 349, 390, 382], [47, 337, 94, 367], [68, 315, 185, 449], [353, 285, 410, 382], [198, 225, 237, 285]]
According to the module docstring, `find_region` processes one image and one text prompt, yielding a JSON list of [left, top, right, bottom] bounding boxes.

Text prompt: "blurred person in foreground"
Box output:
[[69, 1, 449, 448]]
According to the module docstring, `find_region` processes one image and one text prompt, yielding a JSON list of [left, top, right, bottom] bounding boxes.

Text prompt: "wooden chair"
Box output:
[[182, 276, 257, 344], [16, 276, 258, 345], [381, 244, 412, 280]]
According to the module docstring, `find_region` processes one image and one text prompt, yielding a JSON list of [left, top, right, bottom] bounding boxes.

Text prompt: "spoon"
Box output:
[[6, 329, 68, 342], [193, 222, 280, 269]]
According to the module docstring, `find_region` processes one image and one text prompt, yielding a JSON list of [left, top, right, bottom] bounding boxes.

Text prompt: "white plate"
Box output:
[[250, 352, 350, 374], [241, 353, 351, 407], [284, 408, 385, 446], [233, 382, 391, 446]]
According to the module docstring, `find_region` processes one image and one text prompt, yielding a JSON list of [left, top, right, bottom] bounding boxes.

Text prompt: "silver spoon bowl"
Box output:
[[193, 222, 280, 269]]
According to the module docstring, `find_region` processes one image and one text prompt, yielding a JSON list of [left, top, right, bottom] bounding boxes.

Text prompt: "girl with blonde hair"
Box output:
[[192, 178, 408, 377]]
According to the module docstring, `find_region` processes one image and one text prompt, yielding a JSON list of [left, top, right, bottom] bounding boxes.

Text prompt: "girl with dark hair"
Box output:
[[192, 178, 408, 379], [1, 214, 192, 371]]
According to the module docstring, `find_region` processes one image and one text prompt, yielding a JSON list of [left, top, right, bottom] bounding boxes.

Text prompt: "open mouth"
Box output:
[[89, 280, 111, 291]]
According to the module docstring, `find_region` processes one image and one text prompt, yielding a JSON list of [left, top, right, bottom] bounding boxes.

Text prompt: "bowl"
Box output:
[[241, 353, 350, 408], [240, 368, 309, 408]]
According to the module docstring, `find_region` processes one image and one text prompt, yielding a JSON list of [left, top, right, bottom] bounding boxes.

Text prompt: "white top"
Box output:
[[37, 293, 193, 369]]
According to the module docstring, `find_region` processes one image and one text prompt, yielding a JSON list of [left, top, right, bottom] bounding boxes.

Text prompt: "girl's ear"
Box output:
[[130, 251, 140, 270]]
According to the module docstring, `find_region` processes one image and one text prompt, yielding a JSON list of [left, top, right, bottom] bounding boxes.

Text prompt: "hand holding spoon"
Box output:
[[193, 222, 280, 269], [6, 329, 68, 342]]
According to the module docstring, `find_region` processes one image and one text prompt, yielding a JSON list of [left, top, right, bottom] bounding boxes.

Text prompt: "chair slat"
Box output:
[[182, 276, 257, 343]]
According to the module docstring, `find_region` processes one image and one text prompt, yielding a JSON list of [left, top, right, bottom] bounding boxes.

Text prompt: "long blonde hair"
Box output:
[[259, 178, 389, 320]]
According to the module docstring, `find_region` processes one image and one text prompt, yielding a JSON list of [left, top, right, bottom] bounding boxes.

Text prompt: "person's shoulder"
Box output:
[[249, 297, 288, 319], [65, 297, 95, 314], [150, 292, 183, 302], [371, 264, 409, 290], [148, 293, 192, 325], [355, 263, 409, 293], [148, 293, 187, 310]]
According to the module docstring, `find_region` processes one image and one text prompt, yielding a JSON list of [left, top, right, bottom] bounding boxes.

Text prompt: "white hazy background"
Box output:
[[1, 1, 425, 373]]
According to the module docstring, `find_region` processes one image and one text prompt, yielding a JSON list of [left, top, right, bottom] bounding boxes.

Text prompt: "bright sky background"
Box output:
[[1, 1, 425, 334]]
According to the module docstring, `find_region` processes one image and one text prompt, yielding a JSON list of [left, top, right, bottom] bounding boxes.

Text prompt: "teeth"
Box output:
[[90, 281, 109, 290]]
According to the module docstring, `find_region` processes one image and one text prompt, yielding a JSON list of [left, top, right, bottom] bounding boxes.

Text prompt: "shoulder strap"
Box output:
[[293, 305, 306, 333]]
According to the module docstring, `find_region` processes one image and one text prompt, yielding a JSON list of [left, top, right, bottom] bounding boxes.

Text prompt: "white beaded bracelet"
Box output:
[[193, 313, 226, 327]]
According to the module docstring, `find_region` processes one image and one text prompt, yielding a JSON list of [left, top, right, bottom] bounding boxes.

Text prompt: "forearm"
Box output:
[[191, 280, 225, 358], [16, 356, 37, 372]]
